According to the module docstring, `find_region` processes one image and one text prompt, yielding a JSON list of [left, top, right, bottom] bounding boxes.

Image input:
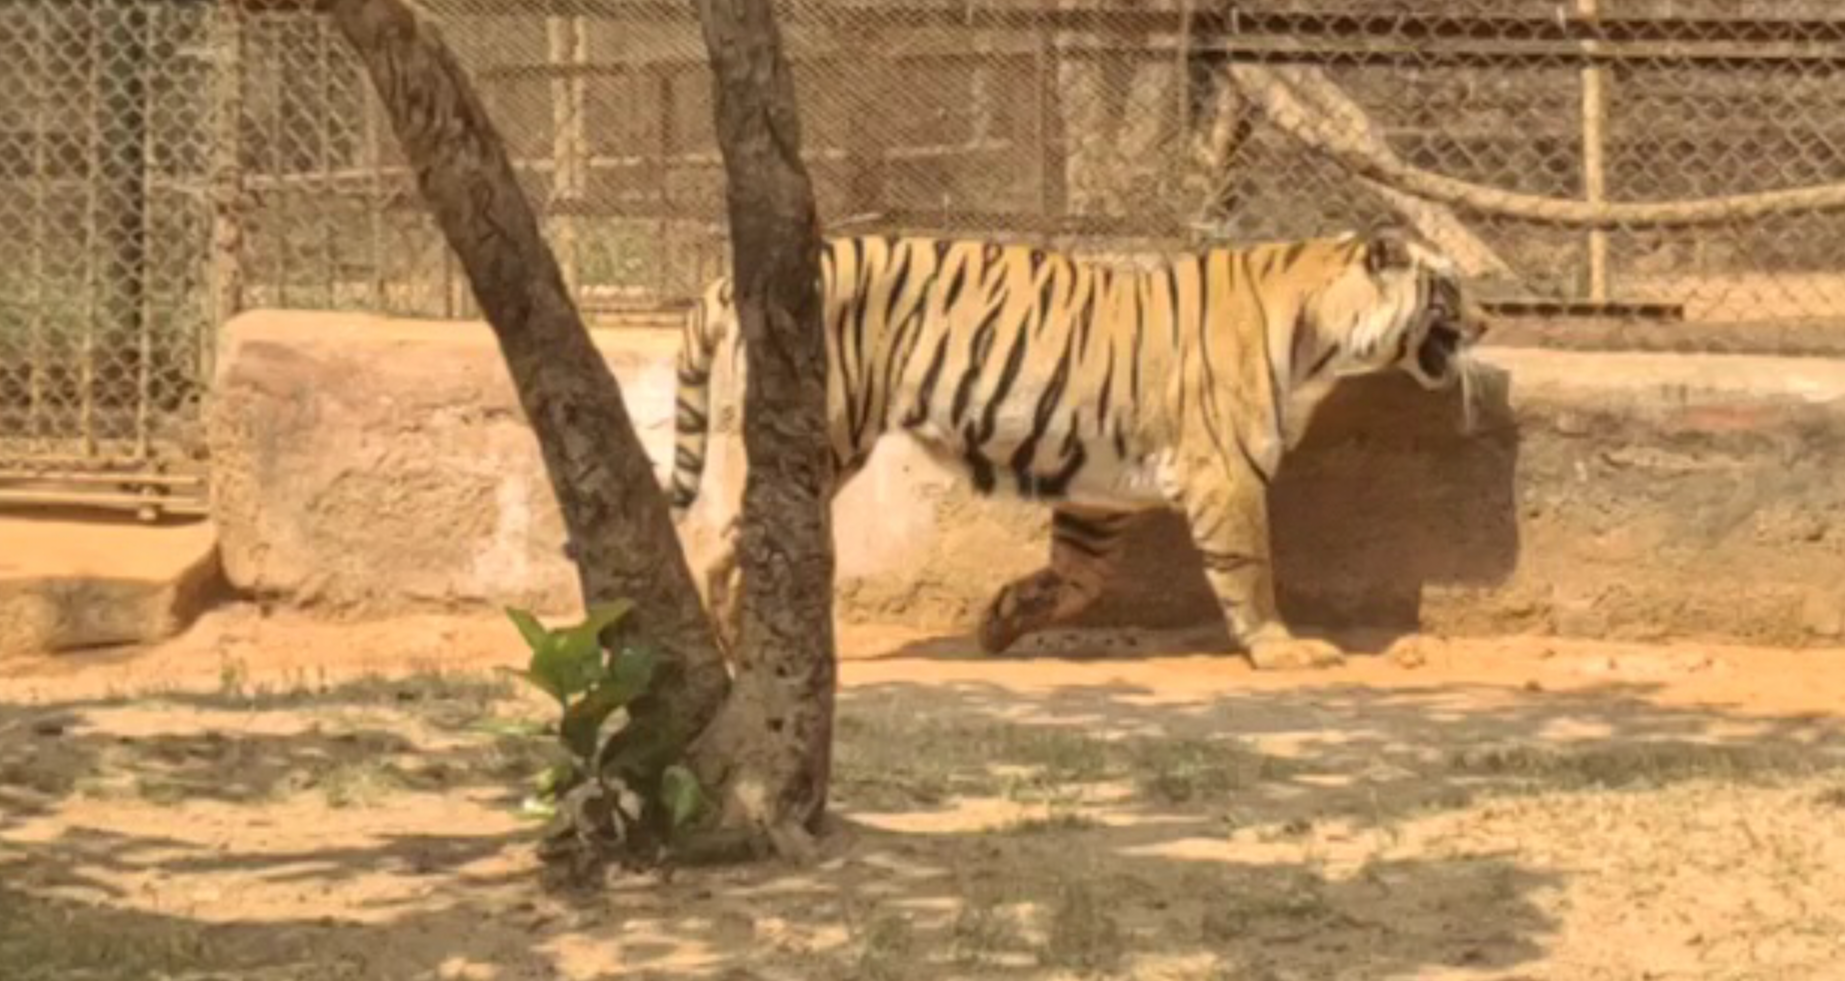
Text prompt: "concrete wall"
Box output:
[[207, 310, 1845, 647]]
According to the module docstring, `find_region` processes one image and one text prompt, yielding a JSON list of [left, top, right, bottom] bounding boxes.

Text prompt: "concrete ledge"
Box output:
[[207, 309, 1845, 647], [0, 516, 222, 657]]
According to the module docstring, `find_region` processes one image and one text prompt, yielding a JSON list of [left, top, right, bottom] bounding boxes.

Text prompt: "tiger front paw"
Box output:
[[1246, 633, 1346, 671]]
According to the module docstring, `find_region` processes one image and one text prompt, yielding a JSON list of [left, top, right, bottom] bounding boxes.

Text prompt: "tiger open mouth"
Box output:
[[1412, 321, 1466, 388]]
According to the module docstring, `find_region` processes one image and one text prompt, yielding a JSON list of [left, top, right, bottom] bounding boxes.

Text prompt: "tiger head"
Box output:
[[1315, 226, 1489, 392]]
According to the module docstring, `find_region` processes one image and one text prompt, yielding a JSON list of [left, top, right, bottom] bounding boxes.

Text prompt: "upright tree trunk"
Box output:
[[325, 0, 730, 764], [688, 0, 837, 855]]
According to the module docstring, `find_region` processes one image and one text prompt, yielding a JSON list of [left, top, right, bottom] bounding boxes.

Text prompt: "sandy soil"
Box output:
[[5, 606, 1845, 980]]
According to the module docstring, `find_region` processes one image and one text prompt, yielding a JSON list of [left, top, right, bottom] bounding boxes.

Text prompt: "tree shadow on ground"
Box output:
[[3, 664, 1843, 979], [0, 680, 549, 833], [862, 622, 1414, 663]]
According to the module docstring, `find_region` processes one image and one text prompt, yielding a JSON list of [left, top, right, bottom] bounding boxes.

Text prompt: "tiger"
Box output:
[[665, 226, 1487, 670]]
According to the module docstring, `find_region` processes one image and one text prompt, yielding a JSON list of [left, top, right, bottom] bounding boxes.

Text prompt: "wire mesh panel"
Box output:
[[12, 0, 1845, 514], [0, 0, 217, 513], [255, 0, 1832, 353]]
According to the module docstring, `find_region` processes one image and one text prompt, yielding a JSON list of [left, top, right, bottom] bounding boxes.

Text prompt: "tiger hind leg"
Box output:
[[700, 460, 865, 659], [977, 507, 1137, 654], [702, 513, 745, 656]]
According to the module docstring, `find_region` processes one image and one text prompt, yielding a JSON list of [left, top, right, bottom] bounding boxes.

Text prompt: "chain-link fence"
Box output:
[[7, 1, 1845, 512], [247, 0, 1845, 343]]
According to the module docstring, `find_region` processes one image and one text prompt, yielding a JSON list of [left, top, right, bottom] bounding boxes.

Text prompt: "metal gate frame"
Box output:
[[0, 0, 227, 521]]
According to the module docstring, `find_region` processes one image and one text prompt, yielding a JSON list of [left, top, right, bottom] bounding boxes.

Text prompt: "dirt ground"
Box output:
[[5, 607, 1845, 980]]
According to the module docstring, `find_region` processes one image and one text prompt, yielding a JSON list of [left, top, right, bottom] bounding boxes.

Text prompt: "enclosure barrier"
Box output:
[[3, 0, 1845, 516]]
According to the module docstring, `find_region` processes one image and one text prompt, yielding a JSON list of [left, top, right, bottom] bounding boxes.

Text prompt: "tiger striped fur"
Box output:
[[667, 227, 1486, 670]]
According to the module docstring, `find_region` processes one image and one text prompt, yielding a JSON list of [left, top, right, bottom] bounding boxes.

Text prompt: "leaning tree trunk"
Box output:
[[325, 0, 729, 778], [329, 0, 835, 860], [686, 0, 836, 857]]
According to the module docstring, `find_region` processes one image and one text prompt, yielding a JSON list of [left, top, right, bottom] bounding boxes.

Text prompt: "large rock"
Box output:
[[207, 309, 1845, 647], [206, 311, 678, 617]]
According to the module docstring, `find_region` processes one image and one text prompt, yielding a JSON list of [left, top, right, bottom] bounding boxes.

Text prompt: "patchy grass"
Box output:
[[1040, 876, 1126, 973], [0, 890, 225, 981], [833, 707, 1291, 814], [1129, 737, 1297, 805], [0, 735, 93, 800], [1198, 872, 1338, 943], [1447, 741, 1831, 790], [0, 668, 554, 824], [948, 886, 1026, 967], [9, 627, 1845, 980], [1001, 810, 1105, 835], [189, 664, 522, 725], [315, 759, 410, 809], [851, 908, 920, 981]]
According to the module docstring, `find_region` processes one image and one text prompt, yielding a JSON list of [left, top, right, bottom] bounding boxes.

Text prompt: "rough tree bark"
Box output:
[[684, 0, 837, 855], [325, 0, 729, 777], [329, 0, 835, 860]]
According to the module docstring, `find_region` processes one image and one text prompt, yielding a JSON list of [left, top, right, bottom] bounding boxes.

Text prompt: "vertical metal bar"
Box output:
[[1173, 0, 1194, 230], [569, 21, 588, 296], [363, 83, 386, 311], [547, 15, 584, 298], [97, 0, 150, 460], [443, 233, 457, 319], [1175, 0, 1193, 133], [657, 65, 676, 297], [209, 0, 246, 377], [81, 0, 103, 458], [134, 1, 156, 462], [546, 17, 571, 293], [967, 0, 993, 147], [842, 21, 886, 220], [1579, 0, 1610, 302], [27, 0, 51, 445], [269, 15, 287, 308], [318, 16, 337, 308], [1035, 0, 1067, 224]]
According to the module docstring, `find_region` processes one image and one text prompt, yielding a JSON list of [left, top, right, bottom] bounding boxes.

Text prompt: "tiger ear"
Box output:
[[1364, 226, 1416, 274]]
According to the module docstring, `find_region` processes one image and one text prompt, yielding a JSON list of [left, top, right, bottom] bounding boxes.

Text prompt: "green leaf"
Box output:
[[470, 717, 552, 739], [517, 794, 558, 821], [515, 660, 569, 706], [596, 713, 685, 783], [582, 599, 636, 638], [558, 646, 663, 762], [494, 665, 559, 702], [559, 684, 633, 761], [531, 761, 577, 796], [531, 628, 601, 705], [505, 607, 550, 654], [516, 602, 638, 706], [606, 644, 661, 702], [661, 764, 704, 830]]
